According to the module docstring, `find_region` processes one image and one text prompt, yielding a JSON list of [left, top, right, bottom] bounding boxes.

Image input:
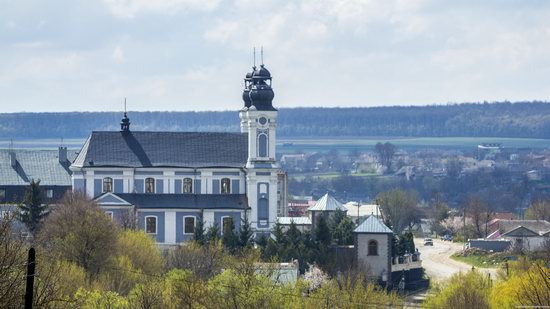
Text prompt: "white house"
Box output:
[[70, 63, 281, 245]]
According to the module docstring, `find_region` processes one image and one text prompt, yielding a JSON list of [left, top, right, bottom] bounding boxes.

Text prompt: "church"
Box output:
[[69, 62, 280, 245]]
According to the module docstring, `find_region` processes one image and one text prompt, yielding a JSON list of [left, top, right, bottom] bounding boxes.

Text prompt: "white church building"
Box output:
[[69, 63, 280, 245]]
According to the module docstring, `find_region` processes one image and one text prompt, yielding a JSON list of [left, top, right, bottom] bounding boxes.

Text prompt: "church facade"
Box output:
[[69, 63, 280, 245]]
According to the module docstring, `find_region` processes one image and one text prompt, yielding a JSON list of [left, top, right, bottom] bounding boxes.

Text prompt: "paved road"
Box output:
[[415, 238, 497, 282]]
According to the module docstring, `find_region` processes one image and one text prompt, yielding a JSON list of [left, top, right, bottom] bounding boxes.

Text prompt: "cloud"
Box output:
[[112, 46, 125, 63], [102, 0, 221, 18]]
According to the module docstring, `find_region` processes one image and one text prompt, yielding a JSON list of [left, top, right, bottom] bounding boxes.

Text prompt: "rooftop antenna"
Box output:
[[9, 139, 13, 152], [124, 97, 127, 115], [253, 47, 256, 68], [261, 46, 264, 65]]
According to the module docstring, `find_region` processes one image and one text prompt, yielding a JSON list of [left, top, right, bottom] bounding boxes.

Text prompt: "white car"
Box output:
[[423, 238, 433, 246]]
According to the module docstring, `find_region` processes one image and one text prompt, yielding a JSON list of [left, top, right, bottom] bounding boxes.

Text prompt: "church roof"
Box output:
[[72, 131, 248, 168], [354, 215, 393, 234], [308, 193, 347, 212], [95, 192, 249, 210], [0, 150, 73, 186]]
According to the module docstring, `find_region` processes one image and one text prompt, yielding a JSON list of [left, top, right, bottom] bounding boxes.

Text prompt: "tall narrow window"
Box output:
[[183, 178, 193, 194], [184, 216, 195, 234], [258, 134, 268, 157], [222, 216, 233, 235], [145, 178, 155, 193], [368, 240, 378, 256], [145, 216, 157, 234], [103, 177, 113, 193], [258, 198, 268, 221], [221, 178, 231, 194]]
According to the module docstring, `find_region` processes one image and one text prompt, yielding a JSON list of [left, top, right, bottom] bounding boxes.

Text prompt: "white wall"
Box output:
[[357, 233, 390, 278]]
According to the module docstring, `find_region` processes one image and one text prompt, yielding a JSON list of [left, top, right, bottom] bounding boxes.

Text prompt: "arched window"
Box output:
[[368, 240, 378, 256], [145, 216, 157, 234], [103, 177, 113, 193], [221, 178, 231, 194], [145, 178, 155, 193], [258, 134, 268, 157], [183, 178, 193, 194]]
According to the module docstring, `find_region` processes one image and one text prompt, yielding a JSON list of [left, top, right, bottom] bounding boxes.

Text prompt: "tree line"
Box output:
[[1, 101, 550, 139]]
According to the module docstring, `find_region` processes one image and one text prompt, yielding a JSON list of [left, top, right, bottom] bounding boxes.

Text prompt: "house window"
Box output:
[[103, 177, 113, 193], [46, 189, 54, 198], [184, 216, 195, 234], [222, 216, 233, 235], [145, 178, 155, 193], [183, 178, 193, 194], [0, 189, 6, 200], [105, 211, 114, 220], [145, 216, 157, 234], [221, 178, 231, 194], [368, 240, 378, 256]]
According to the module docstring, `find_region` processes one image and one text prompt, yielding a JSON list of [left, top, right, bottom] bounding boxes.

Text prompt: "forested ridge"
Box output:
[[1, 101, 550, 139]]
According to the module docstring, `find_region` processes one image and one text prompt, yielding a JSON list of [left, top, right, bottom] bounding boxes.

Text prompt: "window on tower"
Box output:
[[258, 134, 268, 157]]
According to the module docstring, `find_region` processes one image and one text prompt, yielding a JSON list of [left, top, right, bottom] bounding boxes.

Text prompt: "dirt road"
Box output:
[[415, 238, 498, 282]]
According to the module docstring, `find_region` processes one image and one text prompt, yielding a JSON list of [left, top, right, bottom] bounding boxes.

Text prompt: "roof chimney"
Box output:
[[58, 146, 67, 163], [9, 151, 16, 168]]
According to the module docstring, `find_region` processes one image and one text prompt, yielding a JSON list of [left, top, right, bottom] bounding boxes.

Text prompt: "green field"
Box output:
[[1, 136, 549, 152], [278, 137, 550, 154]]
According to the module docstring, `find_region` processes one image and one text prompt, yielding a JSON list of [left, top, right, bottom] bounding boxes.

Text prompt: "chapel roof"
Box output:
[[72, 131, 248, 168], [354, 215, 393, 234]]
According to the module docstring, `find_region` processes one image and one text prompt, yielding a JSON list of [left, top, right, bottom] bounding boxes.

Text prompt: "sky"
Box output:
[[1, 0, 550, 112]]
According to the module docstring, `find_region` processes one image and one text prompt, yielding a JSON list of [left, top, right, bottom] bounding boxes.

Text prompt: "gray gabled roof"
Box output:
[[72, 131, 248, 168], [95, 192, 249, 210], [0, 150, 73, 186], [354, 215, 393, 234], [501, 226, 540, 238], [308, 193, 347, 212]]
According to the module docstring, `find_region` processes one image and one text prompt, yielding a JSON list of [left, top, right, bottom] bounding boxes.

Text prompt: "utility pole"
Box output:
[[24, 247, 36, 309]]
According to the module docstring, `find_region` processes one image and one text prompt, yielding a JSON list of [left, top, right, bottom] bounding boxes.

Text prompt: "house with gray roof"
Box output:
[[0, 148, 73, 206], [72, 62, 283, 245]]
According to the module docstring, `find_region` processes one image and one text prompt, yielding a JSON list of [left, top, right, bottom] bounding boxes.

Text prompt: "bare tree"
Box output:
[[525, 199, 550, 221], [38, 191, 118, 275], [0, 214, 26, 307], [376, 189, 419, 234], [119, 208, 138, 230], [375, 142, 396, 173], [465, 197, 493, 238]]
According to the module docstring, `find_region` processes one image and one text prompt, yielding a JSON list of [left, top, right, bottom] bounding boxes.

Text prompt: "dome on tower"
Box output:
[[253, 65, 271, 79]]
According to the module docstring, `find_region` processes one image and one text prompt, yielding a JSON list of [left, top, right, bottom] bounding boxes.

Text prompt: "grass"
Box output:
[[450, 253, 509, 268], [278, 136, 550, 154]]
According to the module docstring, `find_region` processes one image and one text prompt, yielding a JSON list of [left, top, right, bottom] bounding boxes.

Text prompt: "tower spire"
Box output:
[[253, 46, 256, 68], [261, 46, 264, 66], [120, 98, 130, 132]]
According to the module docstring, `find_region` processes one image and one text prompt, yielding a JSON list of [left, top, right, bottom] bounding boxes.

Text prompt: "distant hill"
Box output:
[[1, 102, 550, 139]]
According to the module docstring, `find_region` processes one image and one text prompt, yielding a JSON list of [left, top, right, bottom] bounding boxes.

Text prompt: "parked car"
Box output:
[[442, 234, 453, 241], [423, 238, 433, 246]]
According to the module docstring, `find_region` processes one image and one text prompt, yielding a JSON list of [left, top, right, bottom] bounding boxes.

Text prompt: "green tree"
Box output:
[[194, 215, 206, 245], [525, 199, 550, 221], [315, 215, 332, 247], [238, 213, 253, 249], [222, 220, 239, 253], [205, 223, 219, 244], [16, 179, 48, 234], [424, 270, 491, 309]]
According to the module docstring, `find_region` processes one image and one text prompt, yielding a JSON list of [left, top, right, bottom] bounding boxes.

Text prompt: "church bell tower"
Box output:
[[239, 49, 279, 234]]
